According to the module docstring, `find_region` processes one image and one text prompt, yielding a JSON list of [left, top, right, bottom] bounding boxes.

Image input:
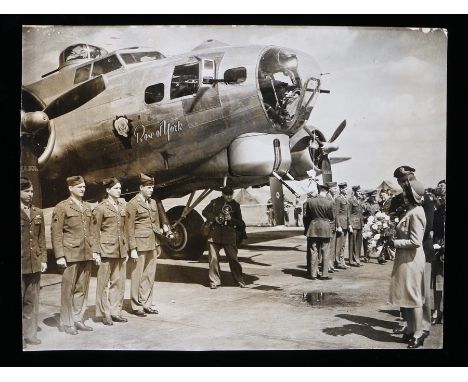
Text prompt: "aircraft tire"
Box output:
[[163, 206, 206, 260]]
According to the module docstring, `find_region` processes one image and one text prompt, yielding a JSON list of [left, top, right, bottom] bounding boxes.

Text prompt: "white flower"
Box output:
[[367, 216, 375, 224], [376, 221, 382, 226], [374, 233, 381, 241], [371, 224, 378, 230], [383, 222, 388, 228], [384, 215, 390, 221], [395, 218, 399, 223]]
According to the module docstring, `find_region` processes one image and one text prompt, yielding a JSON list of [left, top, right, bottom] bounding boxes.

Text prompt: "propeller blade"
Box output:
[[328, 119, 346, 143], [321, 155, 332, 184], [44, 75, 106, 120], [329, 157, 351, 165], [269, 176, 285, 226]]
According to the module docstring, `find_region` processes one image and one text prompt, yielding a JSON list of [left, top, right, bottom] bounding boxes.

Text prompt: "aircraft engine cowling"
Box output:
[[228, 133, 291, 176]]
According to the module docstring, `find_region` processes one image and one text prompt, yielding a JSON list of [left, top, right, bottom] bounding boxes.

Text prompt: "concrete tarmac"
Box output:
[[26, 226, 443, 351]]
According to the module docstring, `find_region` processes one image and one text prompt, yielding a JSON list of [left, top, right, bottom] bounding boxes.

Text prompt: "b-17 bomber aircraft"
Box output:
[[21, 39, 350, 260]]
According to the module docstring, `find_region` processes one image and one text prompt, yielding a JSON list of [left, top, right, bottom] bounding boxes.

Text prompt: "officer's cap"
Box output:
[[393, 165, 416, 182], [103, 177, 120, 189], [20, 176, 32, 190], [221, 186, 234, 195], [139, 173, 154, 186], [338, 182, 348, 189], [352, 185, 360, 191], [317, 183, 329, 191], [326, 181, 338, 188], [366, 189, 378, 196], [66, 175, 85, 187], [437, 179, 446, 186]]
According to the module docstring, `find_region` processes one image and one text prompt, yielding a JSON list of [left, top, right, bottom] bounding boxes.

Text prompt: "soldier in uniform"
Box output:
[[348, 185, 364, 267], [20, 177, 47, 347], [335, 182, 351, 269], [326, 181, 339, 273], [51, 175, 94, 335], [126, 173, 173, 316], [202, 186, 246, 289], [362, 190, 380, 263], [303, 183, 335, 280], [91, 177, 129, 325]]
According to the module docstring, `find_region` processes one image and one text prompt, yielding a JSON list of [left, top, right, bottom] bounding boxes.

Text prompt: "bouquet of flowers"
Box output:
[[362, 211, 395, 257]]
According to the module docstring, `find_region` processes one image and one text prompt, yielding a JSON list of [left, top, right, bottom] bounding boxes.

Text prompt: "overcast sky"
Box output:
[[22, 25, 447, 189]]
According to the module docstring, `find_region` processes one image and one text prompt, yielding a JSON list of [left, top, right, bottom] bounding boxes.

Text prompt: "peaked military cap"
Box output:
[[338, 182, 348, 188], [366, 189, 378, 196], [437, 179, 446, 186], [20, 176, 32, 190], [102, 177, 120, 189], [139, 173, 154, 186], [317, 183, 330, 191], [326, 181, 338, 188], [393, 165, 416, 181], [221, 186, 234, 195], [352, 185, 360, 191], [66, 175, 85, 187]]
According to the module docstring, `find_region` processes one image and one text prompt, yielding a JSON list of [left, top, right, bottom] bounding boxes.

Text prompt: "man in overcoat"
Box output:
[[335, 182, 351, 269], [126, 173, 172, 316], [20, 177, 47, 347], [202, 187, 246, 289], [91, 177, 129, 325], [348, 185, 364, 267], [303, 183, 335, 280], [51, 175, 94, 335]]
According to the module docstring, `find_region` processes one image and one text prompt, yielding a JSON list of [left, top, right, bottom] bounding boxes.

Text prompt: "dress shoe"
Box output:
[[210, 284, 218, 289], [63, 325, 78, 335], [350, 263, 359, 267], [238, 281, 246, 288], [102, 317, 114, 326], [407, 335, 425, 348], [111, 315, 128, 323], [74, 321, 93, 331], [319, 275, 333, 280], [25, 337, 41, 345], [306, 275, 317, 280], [402, 333, 414, 342], [143, 307, 159, 314], [421, 330, 430, 339], [328, 268, 335, 273], [432, 315, 443, 325], [132, 310, 147, 317]]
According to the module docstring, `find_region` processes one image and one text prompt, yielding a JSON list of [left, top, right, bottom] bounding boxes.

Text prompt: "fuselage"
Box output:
[[22, 42, 323, 206]]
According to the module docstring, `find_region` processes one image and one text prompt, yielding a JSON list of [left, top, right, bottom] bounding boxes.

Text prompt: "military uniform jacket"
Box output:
[[335, 194, 350, 229], [126, 194, 169, 252], [202, 197, 244, 246], [91, 199, 128, 258], [21, 205, 47, 274], [349, 196, 364, 229], [302, 195, 335, 238], [51, 198, 93, 262]]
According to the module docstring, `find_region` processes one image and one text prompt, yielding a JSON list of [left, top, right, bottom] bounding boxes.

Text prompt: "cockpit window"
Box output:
[[61, 44, 107, 67], [170, 62, 199, 99], [120, 51, 165, 65], [92, 55, 122, 77], [74, 64, 91, 84]]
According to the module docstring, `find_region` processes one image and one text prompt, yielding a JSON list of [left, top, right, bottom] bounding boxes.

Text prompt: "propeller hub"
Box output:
[[21, 111, 49, 135]]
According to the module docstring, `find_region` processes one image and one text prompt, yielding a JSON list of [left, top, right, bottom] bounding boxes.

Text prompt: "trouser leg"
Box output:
[[348, 231, 355, 264], [22, 272, 40, 340], [321, 238, 330, 277], [310, 239, 319, 278], [422, 262, 432, 331], [140, 249, 158, 310], [60, 262, 78, 327], [208, 243, 222, 286], [328, 233, 336, 270], [306, 237, 312, 276], [109, 258, 126, 316], [355, 229, 363, 262], [72, 261, 92, 322], [95, 258, 112, 318], [224, 244, 244, 284]]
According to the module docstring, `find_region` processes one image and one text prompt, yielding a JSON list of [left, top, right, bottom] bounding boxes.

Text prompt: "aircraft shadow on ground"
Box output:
[[323, 313, 403, 343], [155, 262, 259, 287], [242, 229, 304, 245]]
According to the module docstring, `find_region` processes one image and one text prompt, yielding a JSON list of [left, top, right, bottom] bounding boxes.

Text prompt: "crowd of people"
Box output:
[[301, 165, 446, 348], [20, 166, 445, 350]]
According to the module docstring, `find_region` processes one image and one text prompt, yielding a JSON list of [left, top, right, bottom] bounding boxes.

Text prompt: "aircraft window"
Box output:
[[145, 83, 164, 104], [63, 44, 89, 63], [92, 55, 122, 77], [74, 64, 91, 84], [170, 62, 199, 99], [224, 67, 247, 83], [120, 51, 165, 65]]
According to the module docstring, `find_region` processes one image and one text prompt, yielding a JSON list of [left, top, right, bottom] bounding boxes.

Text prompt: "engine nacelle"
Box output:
[[192, 133, 291, 178]]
